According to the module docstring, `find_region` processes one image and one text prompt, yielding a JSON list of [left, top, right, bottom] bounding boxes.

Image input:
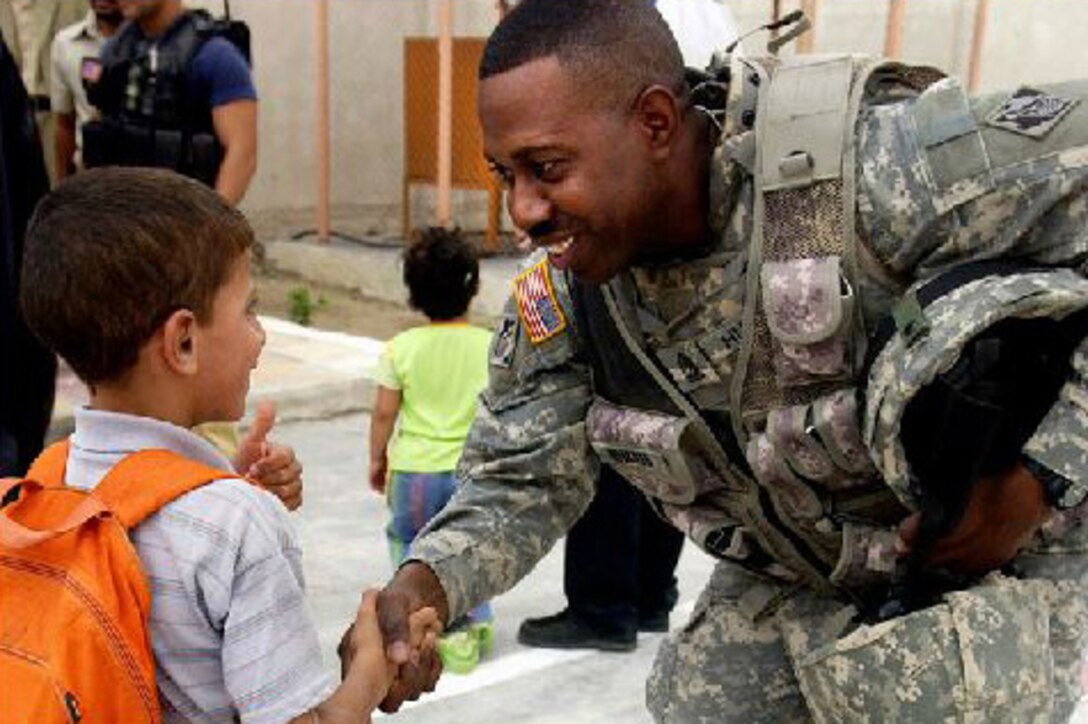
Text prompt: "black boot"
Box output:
[[517, 608, 636, 652], [637, 609, 670, 633]]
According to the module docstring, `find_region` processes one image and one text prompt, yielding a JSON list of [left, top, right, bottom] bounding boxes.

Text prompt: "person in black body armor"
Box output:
[[83, 0, 256, 204], [0, 38, 55, 480]]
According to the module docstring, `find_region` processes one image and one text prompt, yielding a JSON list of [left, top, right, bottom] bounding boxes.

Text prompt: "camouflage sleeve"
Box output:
[[1023, 337, 1088, 510], [406, 265, 599, 620], [856, 79, 1088, 279]]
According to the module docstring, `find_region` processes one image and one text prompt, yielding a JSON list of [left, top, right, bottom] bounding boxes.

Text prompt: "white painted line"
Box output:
[[375, 599, 697, 716]]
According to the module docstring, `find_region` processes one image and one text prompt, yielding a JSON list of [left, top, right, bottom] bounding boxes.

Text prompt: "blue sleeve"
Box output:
[[190, 37, 257, 108]]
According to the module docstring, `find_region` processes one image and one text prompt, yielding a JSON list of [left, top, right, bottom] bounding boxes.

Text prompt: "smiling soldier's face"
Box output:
[[480, 55, 667, 284]]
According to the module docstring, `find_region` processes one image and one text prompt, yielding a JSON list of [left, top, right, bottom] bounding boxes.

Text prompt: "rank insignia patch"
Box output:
[[986, 87, 1078, 138], [513, 260, 567, 344], [490, 315, 519, 368]]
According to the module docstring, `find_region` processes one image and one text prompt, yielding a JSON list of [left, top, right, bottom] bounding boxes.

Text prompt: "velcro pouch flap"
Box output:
[[762, 256, 844, 346], [587, 398, 699, 504], [914, 77, 978, 148]]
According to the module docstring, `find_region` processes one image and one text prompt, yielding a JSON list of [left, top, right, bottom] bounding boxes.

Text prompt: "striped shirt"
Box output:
[[65, 408, 334, 723]]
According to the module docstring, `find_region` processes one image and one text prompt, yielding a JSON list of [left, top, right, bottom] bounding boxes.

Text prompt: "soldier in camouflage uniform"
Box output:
[[359, 0, 1088, 720]]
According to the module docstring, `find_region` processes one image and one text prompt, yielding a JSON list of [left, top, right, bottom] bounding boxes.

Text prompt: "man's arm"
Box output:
[[898, 336, 1088, 575], [211, 98, 257, 205], [192, 37, 258, 205], [406, 309, 597, 623], [366, 268, 599, 711], [49, 33, 76, 180], [1021, 337, 1088, 510], [53, 111, 76, 180]]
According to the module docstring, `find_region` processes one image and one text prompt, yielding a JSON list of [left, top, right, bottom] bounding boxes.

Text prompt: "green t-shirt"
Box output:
[[371, 323, 492, 472]]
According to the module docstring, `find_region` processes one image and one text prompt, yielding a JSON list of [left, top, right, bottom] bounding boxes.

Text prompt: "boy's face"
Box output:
[[193, 256, 264, 424]]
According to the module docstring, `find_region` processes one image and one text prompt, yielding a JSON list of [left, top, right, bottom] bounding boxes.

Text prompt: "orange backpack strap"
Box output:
[[0, 449, 238, 550], [0, 441, 77, 548], [26, 440, 72, 487], [90, 449, 240, 530], [0, 488, 110, 549]]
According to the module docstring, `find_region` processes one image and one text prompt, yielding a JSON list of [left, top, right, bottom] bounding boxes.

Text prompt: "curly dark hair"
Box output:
[[403, 227, 480, 321]]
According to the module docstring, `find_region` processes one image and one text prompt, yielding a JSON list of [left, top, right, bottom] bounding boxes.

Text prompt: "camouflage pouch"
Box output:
[[781, 574, 1075, 723], [586, 397, 725, 505], [765, 389, 877, 493], [761, 256, 853, 387], [745, 433, 823, 522]]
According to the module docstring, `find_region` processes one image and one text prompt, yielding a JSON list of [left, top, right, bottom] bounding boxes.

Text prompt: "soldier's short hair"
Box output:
[[403, 227, 480, 321], [480, 0, 685, 110], [21, 167, 253, 386]]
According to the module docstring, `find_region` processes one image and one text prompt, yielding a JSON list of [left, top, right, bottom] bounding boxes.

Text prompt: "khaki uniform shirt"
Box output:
[[50, 11, 108, 167]]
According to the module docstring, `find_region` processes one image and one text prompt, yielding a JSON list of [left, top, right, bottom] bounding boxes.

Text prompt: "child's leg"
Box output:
[[385, 471, 458, 567], [468, 601, 493, 623]]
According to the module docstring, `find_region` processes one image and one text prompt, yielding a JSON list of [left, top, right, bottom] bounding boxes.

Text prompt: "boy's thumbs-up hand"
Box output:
[[235, 401, 304, 511]]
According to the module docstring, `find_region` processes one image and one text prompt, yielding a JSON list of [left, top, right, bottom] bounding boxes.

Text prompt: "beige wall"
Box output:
[[186, 0, 497, 233], [728, 0, 1088, 89], [195, 0, 1088, 234]]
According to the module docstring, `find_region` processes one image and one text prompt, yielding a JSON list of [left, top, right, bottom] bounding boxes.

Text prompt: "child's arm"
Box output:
[[232, 401, 304, 510], [287, 590, 436, 724], [368, 386, 402, 493]]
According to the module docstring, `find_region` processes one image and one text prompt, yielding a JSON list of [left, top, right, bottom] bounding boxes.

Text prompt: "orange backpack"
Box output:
[[0, 441, 237, 724]]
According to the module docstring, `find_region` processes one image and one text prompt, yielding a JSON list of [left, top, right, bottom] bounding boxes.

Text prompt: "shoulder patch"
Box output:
[[513, 259, 567, 344], [985, 87, 1078, 139], [490, 315, 519, 368]]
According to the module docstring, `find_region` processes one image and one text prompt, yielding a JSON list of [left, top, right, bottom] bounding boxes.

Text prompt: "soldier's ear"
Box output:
[[632, 85, 681, 157]]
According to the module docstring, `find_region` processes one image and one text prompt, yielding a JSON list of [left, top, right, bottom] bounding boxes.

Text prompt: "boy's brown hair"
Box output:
[[21, 167, 253, 386]]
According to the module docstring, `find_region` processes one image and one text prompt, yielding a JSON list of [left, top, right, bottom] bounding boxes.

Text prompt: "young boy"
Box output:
[[367, 228, 493, 673], [20, 167, 435, 723]]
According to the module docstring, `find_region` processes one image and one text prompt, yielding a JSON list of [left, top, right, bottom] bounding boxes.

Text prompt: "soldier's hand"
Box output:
[[375, 563, 449, 712], [898, 461, 1052, 576]]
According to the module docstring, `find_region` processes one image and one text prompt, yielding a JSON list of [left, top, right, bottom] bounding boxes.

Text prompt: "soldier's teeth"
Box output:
[[549, 236, 574, 255]]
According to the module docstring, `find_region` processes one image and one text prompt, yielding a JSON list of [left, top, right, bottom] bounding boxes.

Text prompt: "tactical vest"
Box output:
[[83, 11, 228, 187], [576, 54, 1088, 601]]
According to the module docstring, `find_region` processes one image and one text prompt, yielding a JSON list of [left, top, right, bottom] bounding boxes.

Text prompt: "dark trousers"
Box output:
[[565, 465, 685, 636], [0, 38, 54, 480]]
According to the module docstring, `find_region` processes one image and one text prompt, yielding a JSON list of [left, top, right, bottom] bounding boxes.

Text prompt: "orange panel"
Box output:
[[404, 38, 439, 181], [404, 38, 502, 247], [404, 38, 495, 189]]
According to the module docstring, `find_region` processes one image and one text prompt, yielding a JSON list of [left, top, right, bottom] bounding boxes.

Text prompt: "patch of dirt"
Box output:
[[254, 269, 426, 340]]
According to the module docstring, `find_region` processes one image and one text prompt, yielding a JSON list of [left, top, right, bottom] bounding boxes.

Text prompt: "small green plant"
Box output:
[[287, 286, 328, 326]]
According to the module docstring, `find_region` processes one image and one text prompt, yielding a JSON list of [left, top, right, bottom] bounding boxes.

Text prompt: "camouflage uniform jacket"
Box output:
[[409, 67, 1088, 620]]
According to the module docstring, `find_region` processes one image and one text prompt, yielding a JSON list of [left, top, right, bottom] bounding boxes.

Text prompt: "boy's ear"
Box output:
[[160, 309, 199, 376]]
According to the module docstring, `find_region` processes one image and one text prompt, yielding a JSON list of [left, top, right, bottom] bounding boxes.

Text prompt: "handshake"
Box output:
[[334, 585, 445, 721]]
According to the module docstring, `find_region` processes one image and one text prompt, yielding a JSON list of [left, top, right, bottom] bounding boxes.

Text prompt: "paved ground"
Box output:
[[276, 412, 718, 724]]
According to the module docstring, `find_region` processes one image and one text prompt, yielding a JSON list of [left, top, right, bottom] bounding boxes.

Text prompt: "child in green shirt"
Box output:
[[368, 228, 494, 674]]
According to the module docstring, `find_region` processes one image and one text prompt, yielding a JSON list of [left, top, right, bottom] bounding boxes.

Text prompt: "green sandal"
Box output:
[[469, 621, 495, 658], [437, 630, 480, 674]]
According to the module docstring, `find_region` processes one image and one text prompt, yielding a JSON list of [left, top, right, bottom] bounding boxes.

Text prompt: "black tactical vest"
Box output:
[[83, 11, 230, 186]]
